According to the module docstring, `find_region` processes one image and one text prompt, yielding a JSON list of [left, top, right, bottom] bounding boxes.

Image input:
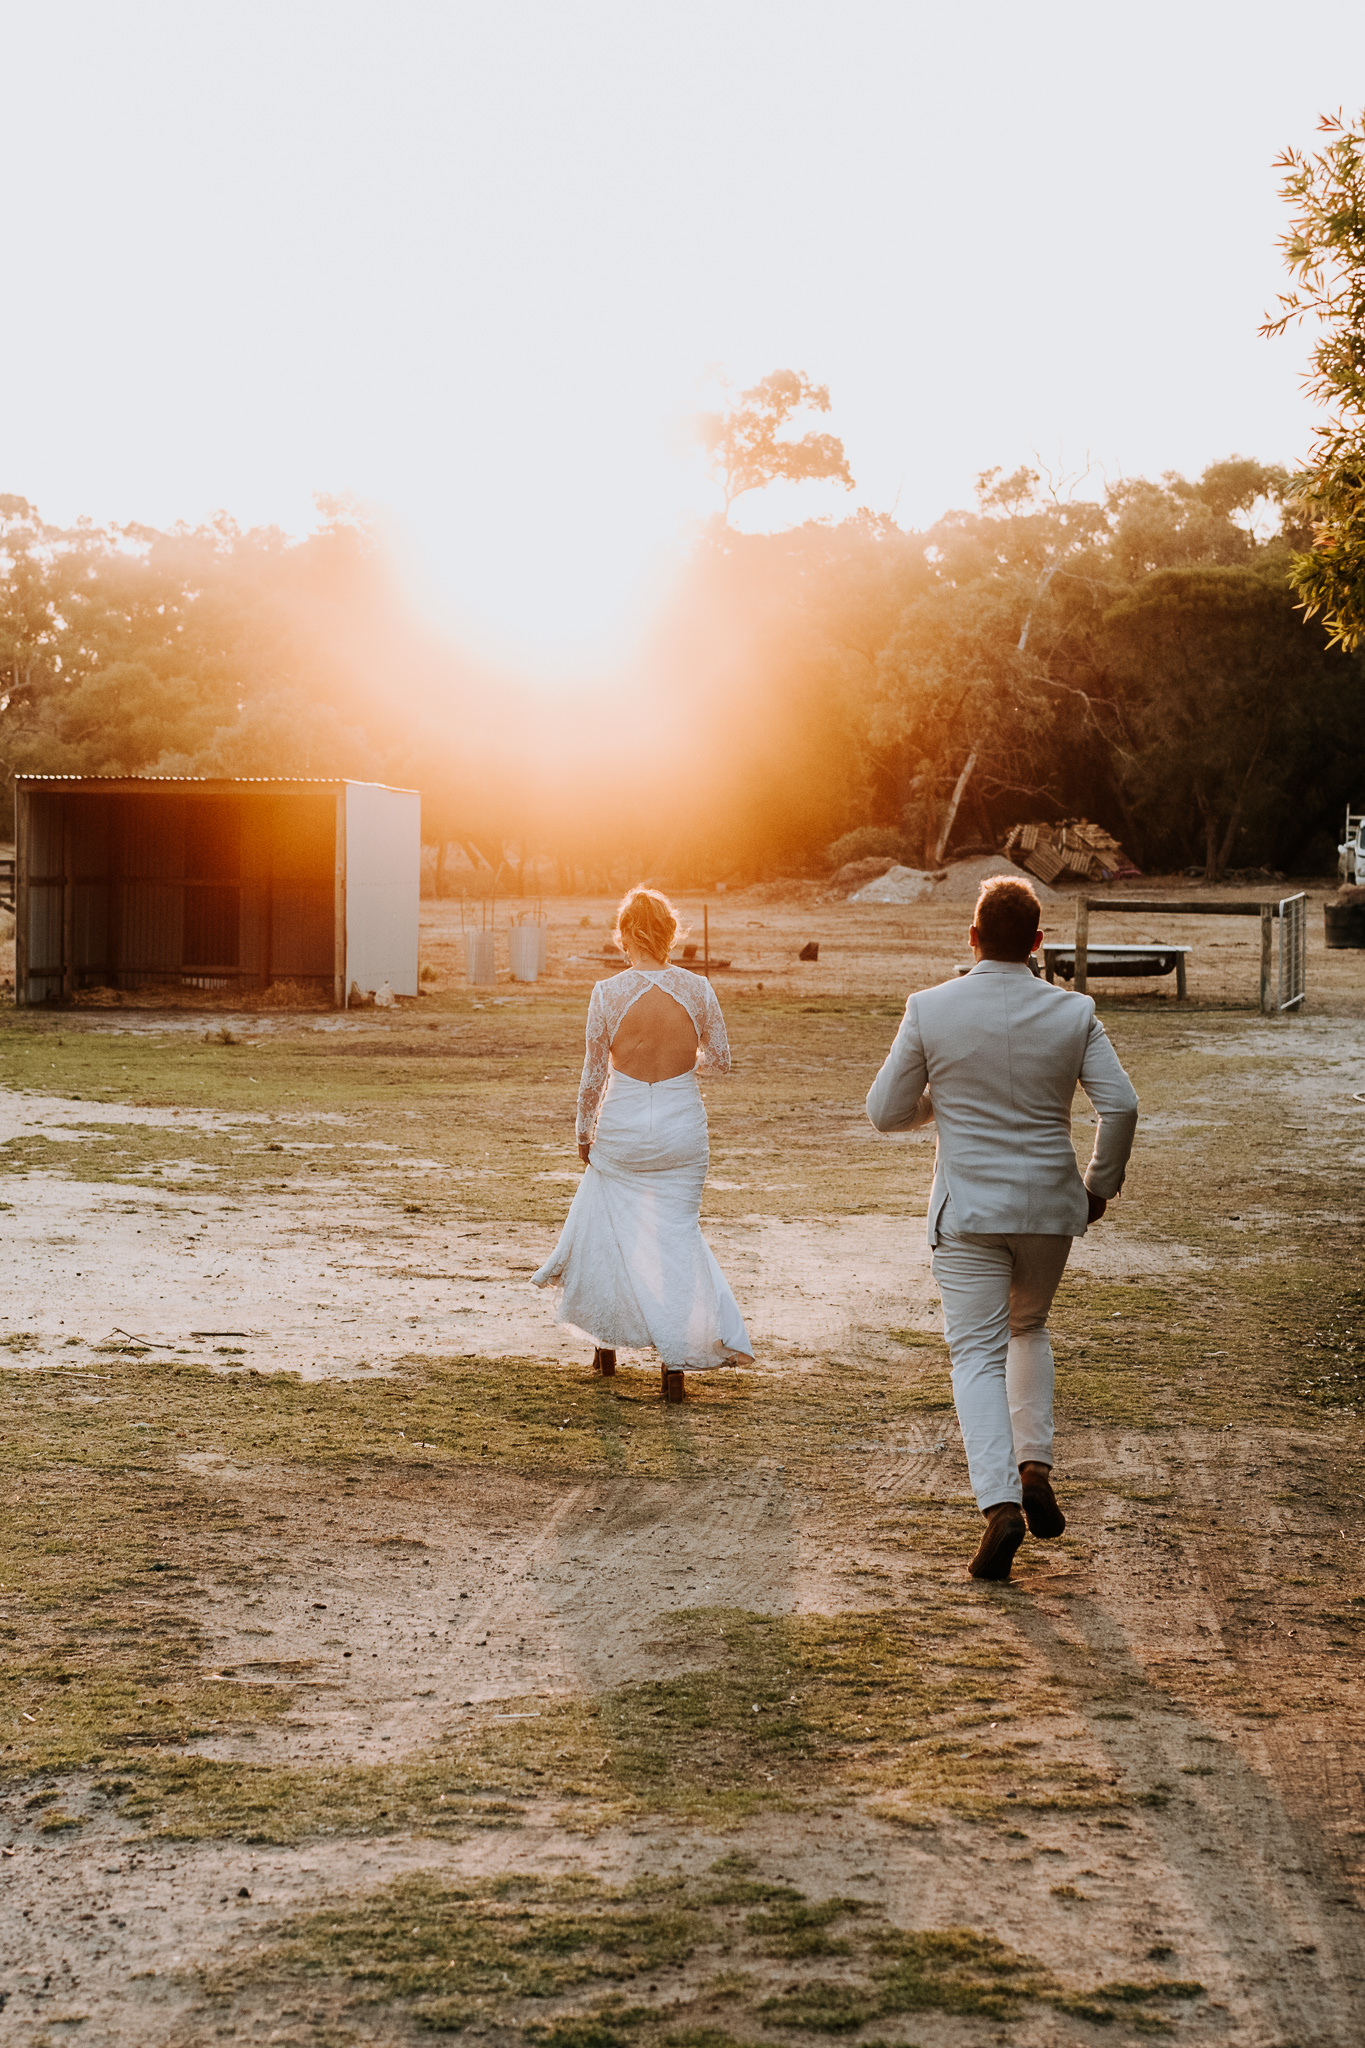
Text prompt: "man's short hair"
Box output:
[[973, 876, 1042, 959]]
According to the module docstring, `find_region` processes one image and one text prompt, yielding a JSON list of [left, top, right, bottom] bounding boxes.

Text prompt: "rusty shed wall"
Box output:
[[17, 788, 340, 1004]]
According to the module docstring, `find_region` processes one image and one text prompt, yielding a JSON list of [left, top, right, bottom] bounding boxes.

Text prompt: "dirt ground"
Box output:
[[3, 878, 1365, 2048]]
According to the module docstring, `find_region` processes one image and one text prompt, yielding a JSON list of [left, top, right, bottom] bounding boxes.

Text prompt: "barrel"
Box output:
[[1324, 903, 1365, 949]]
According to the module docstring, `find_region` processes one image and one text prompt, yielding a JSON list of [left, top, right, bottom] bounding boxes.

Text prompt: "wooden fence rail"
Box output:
[[1074, 896, 1306, 1015]]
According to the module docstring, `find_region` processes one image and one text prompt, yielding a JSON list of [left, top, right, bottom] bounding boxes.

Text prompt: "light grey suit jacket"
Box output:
[[866, 959, 1139, 1242]]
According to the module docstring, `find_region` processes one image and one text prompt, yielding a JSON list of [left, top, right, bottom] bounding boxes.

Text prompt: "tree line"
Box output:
[[1, 450, 1361, 886], [667, 454, 1365, 882]]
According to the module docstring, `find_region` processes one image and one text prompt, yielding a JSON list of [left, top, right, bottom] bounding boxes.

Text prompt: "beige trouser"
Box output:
[[930, 1196, 1073, 1509]]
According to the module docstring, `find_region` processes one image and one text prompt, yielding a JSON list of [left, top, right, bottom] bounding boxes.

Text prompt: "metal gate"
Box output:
[[1278, 892, 1307, 1012]]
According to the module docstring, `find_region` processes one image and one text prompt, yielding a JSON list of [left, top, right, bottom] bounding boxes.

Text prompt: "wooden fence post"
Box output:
[[1259, 904, 1274, 1015], [1074, 896, 1089, 995]]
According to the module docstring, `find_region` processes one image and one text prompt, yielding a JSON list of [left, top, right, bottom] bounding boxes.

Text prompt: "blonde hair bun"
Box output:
[[613, 886, 686, 963]]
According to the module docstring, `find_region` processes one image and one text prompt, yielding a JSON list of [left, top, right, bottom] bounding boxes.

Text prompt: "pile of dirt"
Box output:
[[851, 854, 1058, 905], [934, 853, 1059, 899], [829, 854, 902, 894], [848, 864, 943, 904]]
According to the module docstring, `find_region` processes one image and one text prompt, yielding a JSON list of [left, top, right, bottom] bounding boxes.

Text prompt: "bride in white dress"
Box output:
[[532, 886, 753, 1399]]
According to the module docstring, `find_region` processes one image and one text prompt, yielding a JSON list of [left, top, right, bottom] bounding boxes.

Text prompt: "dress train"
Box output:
[[532, 1068, 751, 1369]]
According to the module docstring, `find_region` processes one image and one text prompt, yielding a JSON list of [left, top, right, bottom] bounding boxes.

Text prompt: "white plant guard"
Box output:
[[508, 926, 540, 983], [466, 931, 496, 986]]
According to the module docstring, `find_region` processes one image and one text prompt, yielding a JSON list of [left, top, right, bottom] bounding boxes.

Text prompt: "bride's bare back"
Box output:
[[575, 957, 731, 1162], [610, 983, 699, 1082]]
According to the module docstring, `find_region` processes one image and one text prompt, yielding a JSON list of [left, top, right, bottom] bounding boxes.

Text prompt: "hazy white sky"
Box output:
[[4, 1, 1363, 670]]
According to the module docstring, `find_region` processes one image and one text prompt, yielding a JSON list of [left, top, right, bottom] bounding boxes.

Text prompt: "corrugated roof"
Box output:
[[15, 774, 419, 793]]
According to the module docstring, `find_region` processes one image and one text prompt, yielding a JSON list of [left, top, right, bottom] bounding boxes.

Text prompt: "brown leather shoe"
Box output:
[[969, 1502, 1026, 1581], [1020, 1463, 1066, 1539]]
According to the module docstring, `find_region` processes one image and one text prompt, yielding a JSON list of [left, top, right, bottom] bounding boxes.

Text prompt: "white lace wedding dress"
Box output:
[[532, 967, 753, 1368]]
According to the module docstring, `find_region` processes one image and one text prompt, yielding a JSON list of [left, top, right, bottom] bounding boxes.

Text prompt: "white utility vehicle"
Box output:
[[1339, 806, 1365, 883]]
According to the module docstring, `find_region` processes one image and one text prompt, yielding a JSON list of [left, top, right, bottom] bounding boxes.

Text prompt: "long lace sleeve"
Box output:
[[576, 983, 612, 1142], [696, 979, 731, 1075]]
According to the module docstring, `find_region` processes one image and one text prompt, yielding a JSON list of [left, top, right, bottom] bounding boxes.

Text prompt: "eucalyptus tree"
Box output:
[[695, 369, 854, 522], [1263, 108, 1365, 649], [1101, 564, 1363, 878]]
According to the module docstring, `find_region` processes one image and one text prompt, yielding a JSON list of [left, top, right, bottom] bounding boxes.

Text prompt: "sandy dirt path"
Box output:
[[4, 887, 1365, 2047], [5, 1421, 1365, 2047], [0, 1087, 1189, 1377]]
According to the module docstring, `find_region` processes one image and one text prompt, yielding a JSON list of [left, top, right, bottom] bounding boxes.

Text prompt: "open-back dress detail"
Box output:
[[531, 966, 753, 1368]]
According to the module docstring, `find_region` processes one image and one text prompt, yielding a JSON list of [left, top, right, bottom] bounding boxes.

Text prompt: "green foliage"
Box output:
[[1107, 461, 1289, 580], [2, 432, 1360, 880], [1264, 110, 1365, 650], [0, 496, 386, 831], [825, 826, 904, 868], [695, 371, 854, 520], [1100, 564, 1364, 877]]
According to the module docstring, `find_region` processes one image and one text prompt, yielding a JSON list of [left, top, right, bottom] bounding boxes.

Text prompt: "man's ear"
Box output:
[[968, 925, 980, 950], [1031, 929, 1043, 952]]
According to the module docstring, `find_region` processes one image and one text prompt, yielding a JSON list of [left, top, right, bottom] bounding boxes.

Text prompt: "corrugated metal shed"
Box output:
[[14, 776, 420, 1008]]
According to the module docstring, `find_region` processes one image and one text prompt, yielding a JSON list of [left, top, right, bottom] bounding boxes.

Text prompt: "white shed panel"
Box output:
[[344, 782, 421, 998]]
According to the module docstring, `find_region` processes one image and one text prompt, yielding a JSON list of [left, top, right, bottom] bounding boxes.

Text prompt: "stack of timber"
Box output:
[[1002, 819, 1140, 886]]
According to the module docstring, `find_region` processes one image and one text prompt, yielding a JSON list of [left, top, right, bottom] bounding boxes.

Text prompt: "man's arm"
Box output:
[[1078, 1015, 1138, 1200], [866, 998, 933, 1133]]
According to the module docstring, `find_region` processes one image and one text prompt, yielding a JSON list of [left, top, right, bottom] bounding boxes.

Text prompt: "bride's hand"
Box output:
[[578, 1141, 591, 1164]]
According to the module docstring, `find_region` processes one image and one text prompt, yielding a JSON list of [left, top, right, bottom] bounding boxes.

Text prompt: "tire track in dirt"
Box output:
[[993, 1426, 1365, 2046], [190, 1468, 809, 1767], [1010, 1593, 1365, 2045], [8, 1432, 1365, 2047]]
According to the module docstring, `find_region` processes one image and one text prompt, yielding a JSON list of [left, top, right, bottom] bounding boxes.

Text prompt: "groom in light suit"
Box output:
[[867, 876, 1138, 1581]]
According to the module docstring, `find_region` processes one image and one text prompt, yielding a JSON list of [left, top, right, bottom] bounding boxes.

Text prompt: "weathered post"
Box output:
[[61, 799, 75, 1003], [1074, 896, 1089, 996], [14, 783, 26, 1006], [1259, 903, 1274, 1015]]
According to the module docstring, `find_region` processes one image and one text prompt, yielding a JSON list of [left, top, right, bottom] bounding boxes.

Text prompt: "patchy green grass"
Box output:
[[0, 998, 931, 1226], [1288, 1282, 1365, 1410], [0, 1347, 1042, 1790], [0, 1453, 292, 1774], [99, 1601, 1101, 1843], [0, 1343, 950, 1509], [202, 1866, 1205, 2038], [5, 998, 1365, 1436], [6, 995, 1365, 1915]]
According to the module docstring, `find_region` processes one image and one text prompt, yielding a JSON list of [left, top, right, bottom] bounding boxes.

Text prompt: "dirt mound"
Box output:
[[936, 853, 1059, 900], [848, 864, 944, 904], [830, 854, 900, 894], [850, 855, 1057, 906]]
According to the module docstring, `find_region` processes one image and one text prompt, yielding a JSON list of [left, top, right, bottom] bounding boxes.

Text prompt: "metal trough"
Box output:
[[1044, 943, 1189, 986]]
